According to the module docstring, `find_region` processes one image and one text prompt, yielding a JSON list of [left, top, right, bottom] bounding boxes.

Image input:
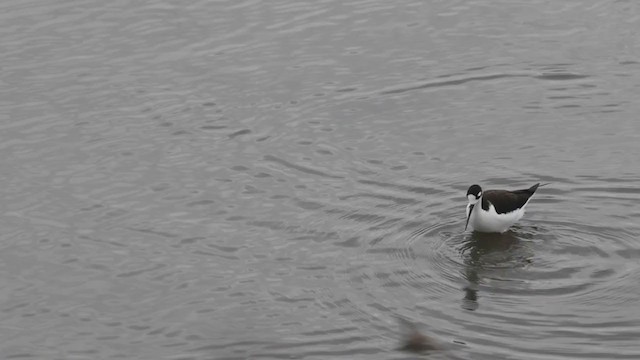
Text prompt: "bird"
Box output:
[[396, 317, 442, 353], [465, 183, 544, 233]]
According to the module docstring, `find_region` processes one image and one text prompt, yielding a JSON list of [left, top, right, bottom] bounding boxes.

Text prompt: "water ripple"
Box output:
[[3, 0, 640, 359]]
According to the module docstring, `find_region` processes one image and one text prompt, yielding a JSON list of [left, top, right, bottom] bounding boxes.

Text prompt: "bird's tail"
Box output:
[[529, 182, 550, 193]]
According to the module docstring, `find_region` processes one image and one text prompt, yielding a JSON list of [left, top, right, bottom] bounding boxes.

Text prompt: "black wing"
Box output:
[[481, 183, 540, 214]]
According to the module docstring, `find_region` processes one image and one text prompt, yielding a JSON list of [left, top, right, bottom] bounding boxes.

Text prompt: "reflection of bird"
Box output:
[[465, 183, 544, 233], [460, 230, 533, 311], [461, 284, 478, 311], [397, 318, 442, 353]]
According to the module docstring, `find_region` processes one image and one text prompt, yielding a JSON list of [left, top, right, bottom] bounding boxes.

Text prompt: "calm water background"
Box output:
[[2, 1, 640, 359]]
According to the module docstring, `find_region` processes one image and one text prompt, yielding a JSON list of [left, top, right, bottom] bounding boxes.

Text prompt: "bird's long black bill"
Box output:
[[465, 204, 474, 231]]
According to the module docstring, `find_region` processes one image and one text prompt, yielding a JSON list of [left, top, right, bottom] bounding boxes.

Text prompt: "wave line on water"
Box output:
[[263, 155, 344, 179], [380, 73, 530, 95]]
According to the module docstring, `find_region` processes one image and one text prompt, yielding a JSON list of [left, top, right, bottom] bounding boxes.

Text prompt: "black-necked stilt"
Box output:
[[465, 183, 543, 233]]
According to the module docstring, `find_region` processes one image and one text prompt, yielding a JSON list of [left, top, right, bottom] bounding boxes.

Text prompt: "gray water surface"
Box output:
[[2, 1, 640, 359]]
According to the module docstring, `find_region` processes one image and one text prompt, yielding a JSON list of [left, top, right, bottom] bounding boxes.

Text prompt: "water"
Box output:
[[2, 0, 640, 359]]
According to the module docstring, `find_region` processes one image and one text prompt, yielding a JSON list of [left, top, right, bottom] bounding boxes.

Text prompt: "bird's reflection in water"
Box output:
[[459, 230, 533, 311]]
